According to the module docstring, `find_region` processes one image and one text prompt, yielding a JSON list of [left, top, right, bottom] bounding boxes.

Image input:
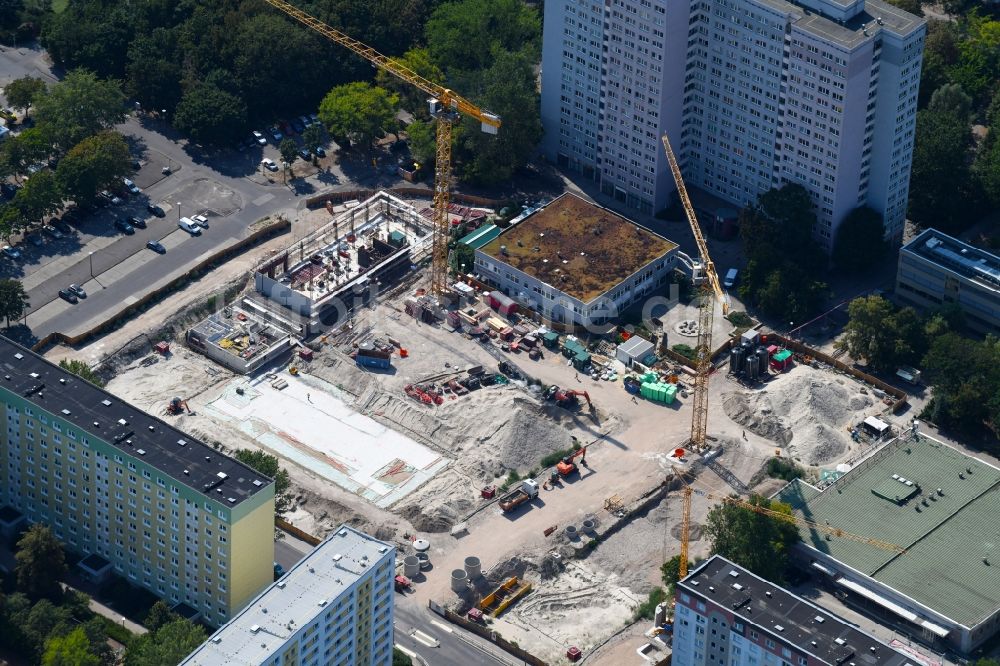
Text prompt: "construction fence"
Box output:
[[427, 600, 549, 666], [305, 188, 504, 210], [275, 517, 323, 546], [32, 218, 291, 353]]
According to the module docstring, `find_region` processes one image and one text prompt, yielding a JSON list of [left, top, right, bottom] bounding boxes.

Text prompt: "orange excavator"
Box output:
[[545, 386, 592, 409], [556, 446, 587, 476], [167, 397, 191, 415]]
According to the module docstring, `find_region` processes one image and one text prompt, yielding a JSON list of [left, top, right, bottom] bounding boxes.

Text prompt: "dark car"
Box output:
[[58, 289, 78, 304], [68, 284, 86, 298], [128, 216, 147, 229], [298, 147, 311, 161], [1, 183, 19, 199], [147, 203, 165, 217], [51, 220, 73, 235], [290, 118, 305, 134], [313, 146, 326, 158], [114, 218, 135, 234], [145, 240, 166, 254]]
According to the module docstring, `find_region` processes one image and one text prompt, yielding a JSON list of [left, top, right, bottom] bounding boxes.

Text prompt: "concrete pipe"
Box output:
[[416, 552, 431, 570], [581, 519, 596, 534], [565, 525, 579, 540], [464, 556, 482, 579], [403, 556, 420, 578], [450, 568, 469, 593]]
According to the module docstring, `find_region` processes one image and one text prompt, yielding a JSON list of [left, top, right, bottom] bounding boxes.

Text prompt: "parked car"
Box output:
[[290, 118, 305, 134], [58, 289, 78, 304], [298, 115, 311, 128], [298, 147, 311, 161], [42, 225, 63, 239], [313, 146, 326, 158], [0, 183, 18, 199], [51, 220, 72, 235], [146, 240, 166, 254], [261, 158, 278, 172], [26, 234, 42, 247], [123, 178, 141, 195], [146, 203, 165, 217], [68, 284, 86, 298], [128, 216, 147, 229], [178, 217, 201, 234], [269, 126, 283, 142], [114, 218, 135, 234], [2, 245, 21, 260], [252, 130, 267, 146], [192, 214, 209, 229], [100, 190, 123, 206], [309, 113, 319, 125]]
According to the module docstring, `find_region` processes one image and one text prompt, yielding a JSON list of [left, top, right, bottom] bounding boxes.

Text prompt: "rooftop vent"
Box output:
[[253, 480, 263, 487], [729, 570, 739, 578], [29, 372, 38, 378], [378, 546, 388, 554], [101, 400, 112, 407], [117, 418, 127, 426], [814, 616, 825, 623], [732, 583, 744, 591], [148, 425, 154, 431], [183, 469, 190, 475], [250, 625, 260, 634], [276, 582, 286, 589], [61, 409, 71, 415], [228, 497, 236, 503], [137, 449, 146, 456], [775, 625, 784, 632], [217, 472, 228, 480], [708, 586, 715, 593], [204, 456, 211, 462], [338, 528, 348, 537], [59, 378, 66, 384], [333, 554, 343, 561], [811, 640, 818, 647], [178, 439, 187, 447], [835, 638, 846, 646], [93, 421, 99, 427], [318, 600, 328, 607], [765, 590, 772, 597], [13, 353, 23, 359]]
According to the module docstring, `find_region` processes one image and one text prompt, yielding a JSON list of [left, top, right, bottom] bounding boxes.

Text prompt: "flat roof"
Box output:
[[752, 0, 923, 49], [479, 193, 677, 303], [181, 525, 394, 665], [776, 434, 1000, 627], [0, 336, 272, 507], [679, 555, 911, 665], [902, 228, 1000, 293]]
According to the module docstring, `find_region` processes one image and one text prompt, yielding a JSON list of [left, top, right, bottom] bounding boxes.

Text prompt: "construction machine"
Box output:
[[263, 0, 501, 296], [167, 397, 191, 415], [669, 466, 904, 578], [544, 386, 591, 409], [660, 135, 728, 452], [556, 446, 588, 477]]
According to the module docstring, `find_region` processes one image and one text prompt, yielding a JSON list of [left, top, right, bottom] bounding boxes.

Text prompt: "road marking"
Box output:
[[252, 193, 274, 206], [410, 629, 440, 648], [394, 644, 418, 658], [429, 620, 454, 634]]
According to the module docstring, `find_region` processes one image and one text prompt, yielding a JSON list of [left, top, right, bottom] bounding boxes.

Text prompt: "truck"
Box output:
[[499, 479, 539, 513]]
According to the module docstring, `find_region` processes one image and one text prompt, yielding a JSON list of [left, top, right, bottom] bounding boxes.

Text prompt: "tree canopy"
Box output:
[[233, 449, 292, 514], [4, 76, 47, 113], [41, 627, 101, 666], [173, 84, 248, 146], [837, 295, 926, 371], [704, 495, 800, 583], [924, 333, 1000, 441], [32, 70, 126, 152], [318, 82, 398, 154], [15, 524, 67, 601], [425, 0, 541, 73], [0, 279, 30, 327], [123, 619, 205, 666], [908, 107, 976, 233], [55, 131, 131, 207], [831, 207, 888, 272], [58, 359, 104, 387]]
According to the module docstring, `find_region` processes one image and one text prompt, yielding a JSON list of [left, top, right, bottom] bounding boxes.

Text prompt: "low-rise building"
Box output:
[[674, 555, 913, 666], [181, 525, 395, 666], [896, 228, 1000, 334], [0, 337, 275, 626], [474, 193, 678, 328]]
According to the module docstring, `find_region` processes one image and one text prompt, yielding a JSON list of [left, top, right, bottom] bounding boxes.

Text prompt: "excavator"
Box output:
[[545, 386, 592, 409], [556, 446, 588, 477], [166, 397, 191, 415]]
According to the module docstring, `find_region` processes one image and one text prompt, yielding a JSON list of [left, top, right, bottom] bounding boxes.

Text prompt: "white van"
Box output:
[[178, 217, 201, 235], [723, 268, 738, 289]]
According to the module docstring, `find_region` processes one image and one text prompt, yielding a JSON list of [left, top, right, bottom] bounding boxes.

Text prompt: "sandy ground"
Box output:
[[69, 248, 911, 663]]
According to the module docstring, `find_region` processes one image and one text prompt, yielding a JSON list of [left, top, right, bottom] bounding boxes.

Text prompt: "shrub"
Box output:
[[672, 344, 696, 360], [633, 587, 668, 621], [766, 457, 803, 481]]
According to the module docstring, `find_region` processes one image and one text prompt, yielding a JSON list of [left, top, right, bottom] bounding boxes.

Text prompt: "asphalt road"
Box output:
[[394, 603, 512, 666]]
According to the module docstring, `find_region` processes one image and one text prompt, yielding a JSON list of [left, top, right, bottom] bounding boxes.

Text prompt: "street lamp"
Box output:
[[88, 251, 94, 279], [177, 202, 182, 221]]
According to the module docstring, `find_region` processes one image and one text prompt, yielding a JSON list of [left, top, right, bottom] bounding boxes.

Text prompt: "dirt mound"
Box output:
[[722, 392, 792, 445], [671, 522, 702, 541], [391, 469, 477, 533]]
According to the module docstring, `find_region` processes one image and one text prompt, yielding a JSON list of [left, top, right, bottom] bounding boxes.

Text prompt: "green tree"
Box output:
[[4, 76, 47, 114], [318, 82, 398, 156], [450, 242, 474, 274], [279, 138, 298, 167], [58, 359, 104, 387], [831, 207, 887, 272], [32, 69, 127, 152], [454, 50, 542, 185], [15, 524, 67, 600], [837, 295, 904, 370], [22, 598, 75, 660], [124, 619, 206, 666], [301, 124, 325, 160], [884, 0, 922, 16], [923, 333, 1000, 439], [2, 127, 54, 179], [13, 170, 62, 228], [125, 30, 183, 114], [375, 47, 444, 116], [974, 128, 1000, 208], [0, 279, 30, 327], [42, 627, 100, 666], [55, 131, 131, 207], [393, 647, 414, 666], [144, 600, 178, 633], [406, 118, 437, 166], [660, 555, 682, 588], [928, 83, 973, 120], [173, 84, 247, 146], [425, 0, 541, 73], [909, 109, 975, 232], [918, 21, 960, 109], [233, 449, 292, 514], [704, 495, 800, 583]]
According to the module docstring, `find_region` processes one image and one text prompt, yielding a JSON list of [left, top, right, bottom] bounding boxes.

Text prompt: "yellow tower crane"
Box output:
[[264, 0, 501, 295], [660, 135, 727, 452], [670, 466, 904, 579]]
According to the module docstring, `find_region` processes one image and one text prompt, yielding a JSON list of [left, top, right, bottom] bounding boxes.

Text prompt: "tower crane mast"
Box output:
[[264, 0, 501, 295]]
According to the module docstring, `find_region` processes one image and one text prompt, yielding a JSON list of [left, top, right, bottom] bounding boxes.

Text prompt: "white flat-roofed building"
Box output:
[[181, 525, 396, 666]]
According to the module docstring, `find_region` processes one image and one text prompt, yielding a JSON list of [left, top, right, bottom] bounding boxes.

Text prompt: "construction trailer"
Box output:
[[616, 335, 656, 368]]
